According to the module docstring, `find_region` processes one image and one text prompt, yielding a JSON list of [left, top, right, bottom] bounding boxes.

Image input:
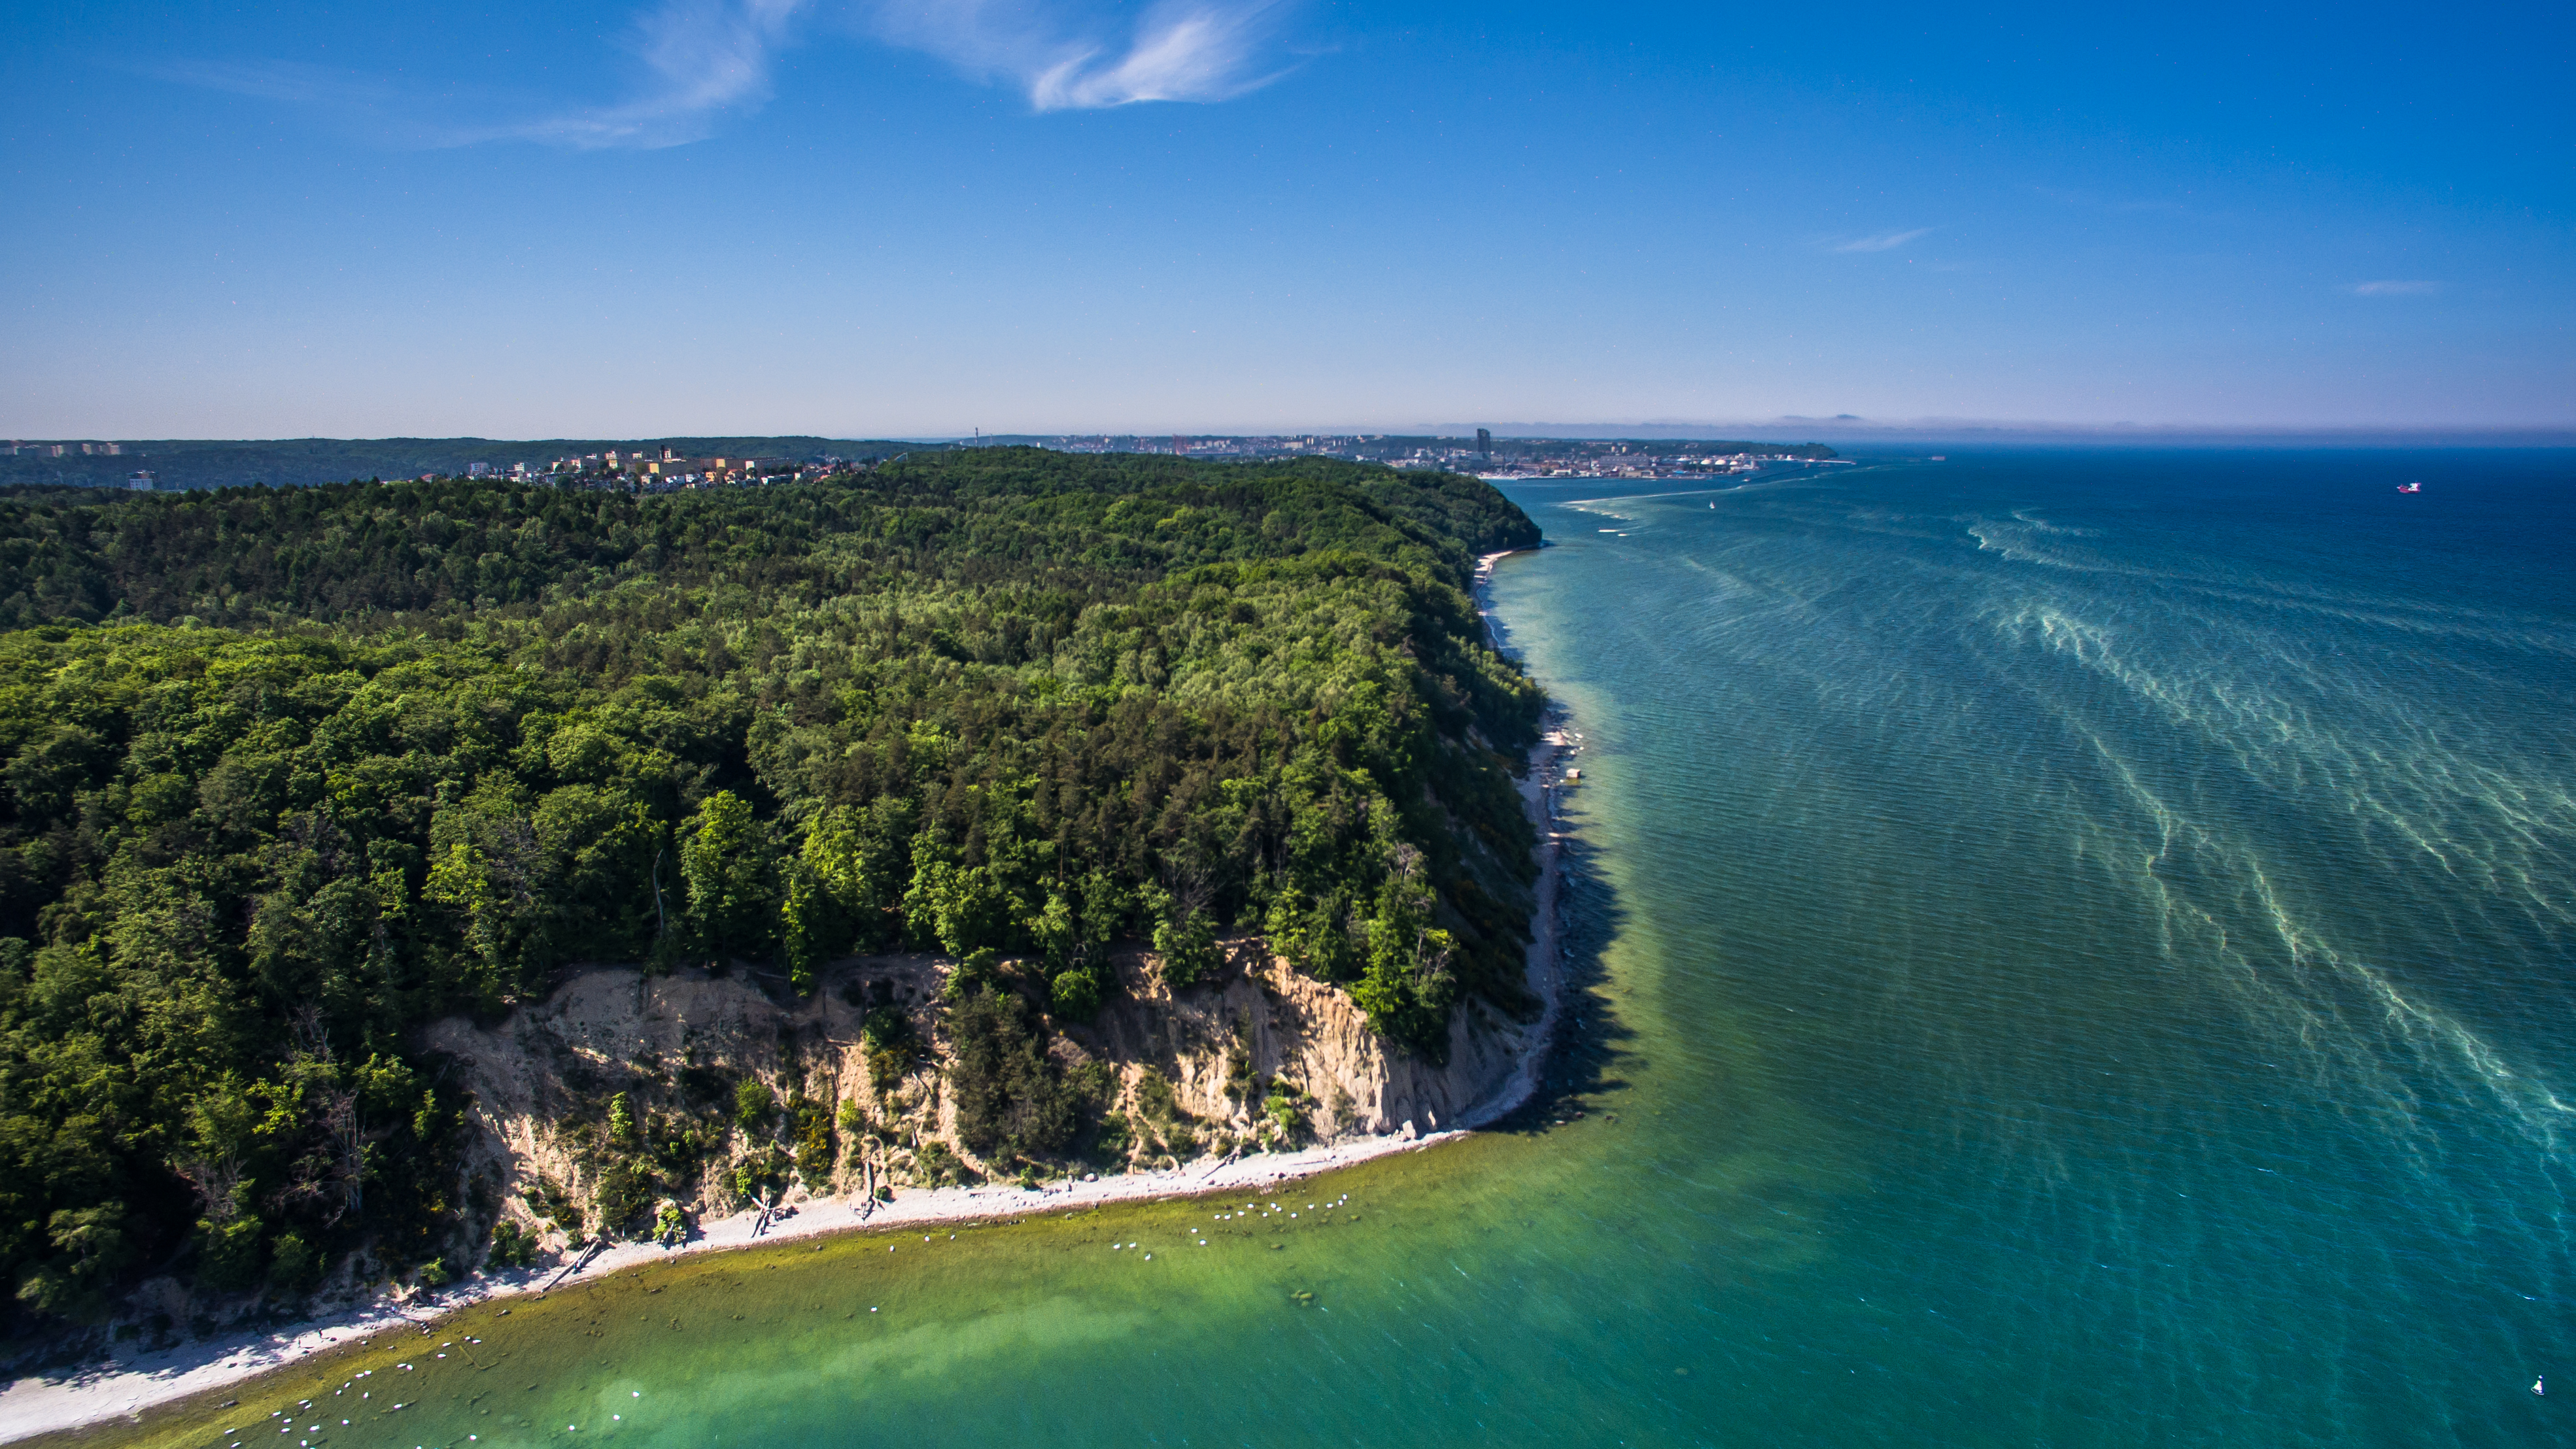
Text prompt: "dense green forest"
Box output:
[[0, 451, 1545, 1329]]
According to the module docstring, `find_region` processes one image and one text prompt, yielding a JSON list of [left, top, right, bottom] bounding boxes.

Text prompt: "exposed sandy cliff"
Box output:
[[421, 932, 1547, 1253], [420, 719, 1572, 1255]]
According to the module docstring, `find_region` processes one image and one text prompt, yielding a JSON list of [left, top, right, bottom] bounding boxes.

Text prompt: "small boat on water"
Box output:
[[2397, 481, 2421, 493]]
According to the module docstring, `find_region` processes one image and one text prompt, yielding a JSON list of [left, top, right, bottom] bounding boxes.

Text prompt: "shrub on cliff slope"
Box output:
[[946, 985, 1080, 1163]]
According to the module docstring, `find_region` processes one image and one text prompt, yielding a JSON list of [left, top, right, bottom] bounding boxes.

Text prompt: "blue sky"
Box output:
[[3, 0, 2569, 437]]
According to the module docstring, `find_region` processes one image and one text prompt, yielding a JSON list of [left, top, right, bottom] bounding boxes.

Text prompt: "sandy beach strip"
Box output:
[[0, 1132, 1463, 1442], [0, 549, 1573, 1445]]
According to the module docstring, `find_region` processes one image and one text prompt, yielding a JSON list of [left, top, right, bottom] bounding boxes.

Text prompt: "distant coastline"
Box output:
[[0, 434, 1833, 493]]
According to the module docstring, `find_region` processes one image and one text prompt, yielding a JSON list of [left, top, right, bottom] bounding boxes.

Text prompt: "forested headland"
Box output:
[[0, 451, 1546, 1339]]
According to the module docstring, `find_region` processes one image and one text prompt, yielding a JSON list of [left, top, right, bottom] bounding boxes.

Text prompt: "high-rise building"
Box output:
[[1476, 428, 1492, 456], [126, 470, 155, 491]]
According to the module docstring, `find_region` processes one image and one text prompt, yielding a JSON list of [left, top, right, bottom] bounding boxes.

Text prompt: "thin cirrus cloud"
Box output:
[[534, 0, 808, 146], [148, 0, 803, 150], [1830, 228, 1933, 254], [864, 0, 1297, 111], [150, 0, 1293, 150], [2348, 280, 2443, 296]]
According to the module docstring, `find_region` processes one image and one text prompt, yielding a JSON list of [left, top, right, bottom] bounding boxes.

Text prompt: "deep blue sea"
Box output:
[[131, 447, 2576, 1449]]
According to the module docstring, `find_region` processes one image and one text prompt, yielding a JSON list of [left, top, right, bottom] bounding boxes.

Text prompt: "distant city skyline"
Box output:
[[5, 0, 2568, 435]]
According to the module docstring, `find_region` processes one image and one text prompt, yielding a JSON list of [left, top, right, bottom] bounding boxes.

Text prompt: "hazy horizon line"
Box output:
[[14, 422, 2575, 447]]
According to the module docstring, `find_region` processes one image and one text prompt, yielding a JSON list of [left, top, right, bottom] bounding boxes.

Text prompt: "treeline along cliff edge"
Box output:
[[0, 451, 1547, 1344]]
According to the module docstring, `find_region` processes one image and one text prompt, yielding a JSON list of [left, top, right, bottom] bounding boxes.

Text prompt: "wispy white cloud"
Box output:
[[146, 0, 806, 149], [505, 0, 807, 148], [150, 0, 1291, 150], [863, 0, 1294, 110], [2348, 279, 2443, 296], [1830, 228, 1932, 254], [144, 57, 398, 111]]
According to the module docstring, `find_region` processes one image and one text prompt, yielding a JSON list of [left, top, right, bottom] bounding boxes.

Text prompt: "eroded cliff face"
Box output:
[[1080, 943, 1539, 1143], [420, 942, 1541, 1255]]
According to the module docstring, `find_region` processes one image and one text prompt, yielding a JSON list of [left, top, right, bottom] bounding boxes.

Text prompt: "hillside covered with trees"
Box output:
[[0, 451, 1545, 1333]]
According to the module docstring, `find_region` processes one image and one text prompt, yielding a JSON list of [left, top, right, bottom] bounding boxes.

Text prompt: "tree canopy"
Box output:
[[0, 450, 1545, 1326]]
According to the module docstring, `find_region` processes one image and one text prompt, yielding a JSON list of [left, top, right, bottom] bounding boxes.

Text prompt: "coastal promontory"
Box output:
[[0, 449, 1549, 1363]]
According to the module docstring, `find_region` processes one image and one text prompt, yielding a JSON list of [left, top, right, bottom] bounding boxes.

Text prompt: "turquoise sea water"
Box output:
[[134, 448, 2576, 1449], [1479, 449, 2576, 1446]]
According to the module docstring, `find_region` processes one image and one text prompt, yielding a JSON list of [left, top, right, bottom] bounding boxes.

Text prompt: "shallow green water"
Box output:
[[116, 448, 2576, 1449]]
